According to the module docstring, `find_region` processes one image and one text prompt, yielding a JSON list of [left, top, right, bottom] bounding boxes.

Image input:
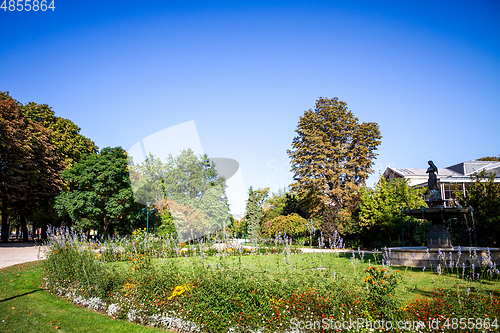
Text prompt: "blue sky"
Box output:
[[1, 1, 499, 214]]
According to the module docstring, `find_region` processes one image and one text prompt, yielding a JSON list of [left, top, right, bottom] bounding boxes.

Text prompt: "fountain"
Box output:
[[387, 161, 500, 267]]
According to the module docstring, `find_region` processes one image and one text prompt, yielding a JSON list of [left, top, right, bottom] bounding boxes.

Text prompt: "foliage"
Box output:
[[476, 156, 500, 161], [288, 97, 382, 216], [54, 147, 142, 235], [165, 200, 209, 240], [260, 189, 310, 237], [0, 91, 98, 242], [0, 92, 64, 242], [154, 200, 177, 237], [357, 177, 426, 243], [228, 217, 246, 238], [329, 209, 362, 239], [20, 101, 98, 169], [364, 266, 402, 315], [130, 149, 231, 240], [244, 186, 266, 238], [262, 213, 310, 238], [454, 171, 500, 246], [0, 262, 161, 333], [43, 231, 500, 333], [262, 189, 288, 223]]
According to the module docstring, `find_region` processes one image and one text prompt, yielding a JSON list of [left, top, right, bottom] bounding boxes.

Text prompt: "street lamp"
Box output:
[[143, 202, 155, 235], [400, 204, 404, 247]]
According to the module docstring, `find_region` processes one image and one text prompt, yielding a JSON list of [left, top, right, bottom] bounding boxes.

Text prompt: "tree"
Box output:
[[454, 171, 500, 246], [0, 93, 64, 242], [244, 187, 267, 238], [54, 147, 142, 235], [262, 213, 309, 239], [130, 149, 231, 239], [261, 189, 288, 227], [476, 156, 500, 162], [20, 102, 98, 169], [357, 177, 426, 244], [0, 94, 31, 242], [288, 97, 382, 216]]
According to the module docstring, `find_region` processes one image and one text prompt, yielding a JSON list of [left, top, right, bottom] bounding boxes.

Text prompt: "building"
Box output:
[[383, 160, 500, 207]]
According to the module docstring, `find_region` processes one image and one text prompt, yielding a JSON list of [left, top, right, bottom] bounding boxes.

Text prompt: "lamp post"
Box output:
[[400, 204, 404, 247], [143, 202, 155, 235]]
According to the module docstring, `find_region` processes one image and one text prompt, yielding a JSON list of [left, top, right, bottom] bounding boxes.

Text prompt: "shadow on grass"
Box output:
[[0, 288, 43, 302]]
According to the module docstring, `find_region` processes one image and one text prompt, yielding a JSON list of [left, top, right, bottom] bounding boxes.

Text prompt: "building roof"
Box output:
[[383, 161, 500, 186]]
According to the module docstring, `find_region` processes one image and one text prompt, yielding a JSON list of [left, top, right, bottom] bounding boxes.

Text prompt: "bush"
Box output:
[[262, 213, 310, 239]]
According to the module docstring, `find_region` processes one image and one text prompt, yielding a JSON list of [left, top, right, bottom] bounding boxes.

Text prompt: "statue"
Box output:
[[426, 160, 440, 201]]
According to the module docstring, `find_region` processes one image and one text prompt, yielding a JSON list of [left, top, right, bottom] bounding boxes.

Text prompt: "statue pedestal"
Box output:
[[424, 200, 453, 248], [427, 223, 453, 248]]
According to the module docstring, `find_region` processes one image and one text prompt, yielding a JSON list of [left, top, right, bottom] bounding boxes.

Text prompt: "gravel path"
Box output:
[[0, 242, 47, 269]]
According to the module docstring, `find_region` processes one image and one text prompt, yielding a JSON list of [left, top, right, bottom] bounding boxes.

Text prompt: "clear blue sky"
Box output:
[[1, 1, 499, 214]]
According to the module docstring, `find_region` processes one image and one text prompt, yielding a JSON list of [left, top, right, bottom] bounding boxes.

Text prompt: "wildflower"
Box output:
[[168, 283, 193, 300]]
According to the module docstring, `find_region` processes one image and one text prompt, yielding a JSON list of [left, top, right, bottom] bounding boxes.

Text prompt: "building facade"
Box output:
[[383, 161, 500, 207]]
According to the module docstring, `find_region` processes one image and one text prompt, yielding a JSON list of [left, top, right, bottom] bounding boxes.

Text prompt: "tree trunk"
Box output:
[[1, 201, 10, 242], [103, 215, 109, 233], [20, 211, 29, 242]]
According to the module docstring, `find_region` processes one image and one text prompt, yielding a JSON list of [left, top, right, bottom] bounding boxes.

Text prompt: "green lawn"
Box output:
[[113, 250, 500, 301], [0, 261, 168, 333], [3, 252, 498, 332]]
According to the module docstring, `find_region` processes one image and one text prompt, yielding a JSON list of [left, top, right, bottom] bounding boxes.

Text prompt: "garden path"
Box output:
[[0, 242, 46, 269]]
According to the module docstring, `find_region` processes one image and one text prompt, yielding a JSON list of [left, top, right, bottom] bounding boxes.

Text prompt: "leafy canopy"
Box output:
[[244, 186, 267, 238], [358, 177, 426, 232], [54, 147, 142, 235], [454, 171, 500, 246], [20, 101, 98, 169], [288, 97, 382, 215], [130, 149, 231, 240], [0, 92, 64, 241]]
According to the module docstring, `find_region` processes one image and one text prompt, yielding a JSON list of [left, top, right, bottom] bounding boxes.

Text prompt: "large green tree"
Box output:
[[357, 177, 426, 244], [130, 149, 231, 239], [54, 147, 142, 235], [288, 97, 382, 216], [20, 101, 98, 169], [1, 92, 98, 241], [454, 171, 500, 246], [244, 187, 267, 239]]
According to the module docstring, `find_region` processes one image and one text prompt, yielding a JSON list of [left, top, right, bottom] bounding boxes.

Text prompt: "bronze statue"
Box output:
[[426, 160, 440, 201]]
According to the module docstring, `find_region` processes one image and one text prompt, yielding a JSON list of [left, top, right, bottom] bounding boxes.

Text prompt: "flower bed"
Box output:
[[43, 230, 500, 332]]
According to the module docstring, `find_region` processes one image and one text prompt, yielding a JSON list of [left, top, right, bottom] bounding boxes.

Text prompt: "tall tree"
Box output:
[[54, 147, 142, 235], [287, 97, 382, 215], [0, 94, 29, 242], [244, 187, 266, 239], [129, 149, 231, 239], [0, 92, 64, 241], [20, 102, 98, 169]]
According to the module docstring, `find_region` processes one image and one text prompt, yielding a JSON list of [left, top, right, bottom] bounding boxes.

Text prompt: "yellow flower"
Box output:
[[168, 283, 193, 300]]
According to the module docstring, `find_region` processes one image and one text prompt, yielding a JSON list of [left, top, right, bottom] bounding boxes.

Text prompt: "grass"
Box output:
[[37, 228, 500, 332], [111, 251, 500, 302], [3, 252, 499, 332], [0, 261, 168, 333]]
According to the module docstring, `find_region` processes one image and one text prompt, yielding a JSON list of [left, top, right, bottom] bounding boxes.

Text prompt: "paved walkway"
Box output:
[[0, 241, 47, 269], [0, 242, 382, 270]]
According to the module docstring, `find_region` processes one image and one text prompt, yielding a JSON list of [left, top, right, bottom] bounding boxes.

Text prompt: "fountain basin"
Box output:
[[387, 246, 500, 268]]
